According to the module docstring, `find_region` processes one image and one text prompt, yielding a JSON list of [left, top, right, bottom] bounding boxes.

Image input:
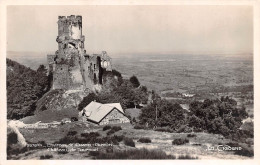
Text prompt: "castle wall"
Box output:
[[53, 64, 69, 89]]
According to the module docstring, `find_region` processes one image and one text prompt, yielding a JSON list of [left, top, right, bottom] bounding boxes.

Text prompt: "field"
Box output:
[[7, 51, 253, 94], [112, 54, 253, 94], [12, 121, 251, 160]]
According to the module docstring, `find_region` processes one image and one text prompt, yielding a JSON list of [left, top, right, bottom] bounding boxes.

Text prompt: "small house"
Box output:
[[79, 101, 130, 125]]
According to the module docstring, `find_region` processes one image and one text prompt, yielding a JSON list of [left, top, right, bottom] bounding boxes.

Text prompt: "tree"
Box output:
[[139, 99, 185, 130], [188, 96, 248, 138], [129, 75, 140, 88], [7, 59, 50, 119], [77, 93, 100, 111]]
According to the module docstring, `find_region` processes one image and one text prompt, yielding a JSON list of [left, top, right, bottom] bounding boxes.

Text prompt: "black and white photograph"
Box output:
[[1, 2, 259, 162]]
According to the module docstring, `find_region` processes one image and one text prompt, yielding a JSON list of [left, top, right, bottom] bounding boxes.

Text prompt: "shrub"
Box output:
[[124, 137, 135, 147], [172, 138, 189, 145], [78, 93, 100, 111], [94, 148, 176, 159], [111, 126, 122, 132], [107, 126, 122, 135], [71, 117, 78, 122], [40, 154, 53, 159], [57, 135, 79, 144], [7, 132, 18, 145], [138, 138, 152, 143], [178, 155, 198, 159], [113, 135, 125, 142], [81, 132, 100, 138], [38, 140, 47, 146], [187, 134, 197, 138], [67, 131, 77, 136], [177, 125, 192, 133], [134, 125, 145, 129], [103, 125, 112, 131], [107, 129, 116, 136], [130, 75, 140, 88]]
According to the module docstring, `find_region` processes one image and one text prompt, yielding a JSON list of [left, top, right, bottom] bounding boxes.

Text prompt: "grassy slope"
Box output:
[[17, 122, 251, 160], [20, 108, 78, 124]]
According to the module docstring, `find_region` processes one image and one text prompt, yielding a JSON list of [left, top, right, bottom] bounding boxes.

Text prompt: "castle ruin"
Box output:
[[47, 15, 112, 91]]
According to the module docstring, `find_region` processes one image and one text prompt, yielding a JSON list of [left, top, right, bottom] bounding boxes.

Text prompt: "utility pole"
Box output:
[[155, 105, 158, 121]]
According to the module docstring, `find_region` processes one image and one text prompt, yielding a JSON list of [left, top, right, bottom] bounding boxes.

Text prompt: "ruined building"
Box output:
[[47, 15, 112, 91]]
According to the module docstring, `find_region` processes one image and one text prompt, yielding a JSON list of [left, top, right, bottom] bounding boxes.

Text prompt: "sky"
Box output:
[[7, 5, 253, 56]]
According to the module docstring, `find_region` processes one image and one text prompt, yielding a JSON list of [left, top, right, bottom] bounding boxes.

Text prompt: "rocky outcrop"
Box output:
[[7, 120, 27, 147], [35, 89, 90, 113]]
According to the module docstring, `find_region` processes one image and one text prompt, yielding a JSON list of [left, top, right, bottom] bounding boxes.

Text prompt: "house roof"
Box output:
[[80, 101, 124, 123]]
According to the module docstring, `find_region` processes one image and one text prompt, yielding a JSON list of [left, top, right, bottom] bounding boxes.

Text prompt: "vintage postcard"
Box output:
[[0, 1, 259, 165]]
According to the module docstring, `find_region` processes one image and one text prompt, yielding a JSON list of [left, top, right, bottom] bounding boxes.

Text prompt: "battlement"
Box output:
[[58, 15, 82, 24]]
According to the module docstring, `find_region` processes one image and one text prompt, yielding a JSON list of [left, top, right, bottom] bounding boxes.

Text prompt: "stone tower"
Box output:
[[47, 15, 112, 91]]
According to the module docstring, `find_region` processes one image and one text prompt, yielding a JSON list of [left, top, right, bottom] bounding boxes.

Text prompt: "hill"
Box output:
[[6, 58, 50, 119]]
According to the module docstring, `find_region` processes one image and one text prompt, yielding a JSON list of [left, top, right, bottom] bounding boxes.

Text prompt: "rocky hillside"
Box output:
[[35, 89, 87, 113]]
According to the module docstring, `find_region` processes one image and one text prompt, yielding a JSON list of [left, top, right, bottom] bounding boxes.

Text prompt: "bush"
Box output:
[[81, 132, 100, 138], [187, 134, 197, 138], [178, 155, 198, 159], [103, 125, 112, 131], [78, 93, 100, 111], [107, 129, 116, 136], [111, 126, 122, 132], [7, 132, 18, 145], [40, 154, 53, 159], [107, 126, 122, 135], [172, 138, 189, 145], [113, 135, 125, 142], [177, 125, 192, 133], [138, 138, 152, 143], [134, 125, 145, 129], [124, 137, 135, 147], [94, 148, 176, 159], [67, 131, 77, 136], [130, 75, 140, 88], [71, 117, 78, 122]]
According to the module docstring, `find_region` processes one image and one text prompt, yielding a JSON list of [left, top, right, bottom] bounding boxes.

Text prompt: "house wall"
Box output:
[[99, 109, 130, 125]]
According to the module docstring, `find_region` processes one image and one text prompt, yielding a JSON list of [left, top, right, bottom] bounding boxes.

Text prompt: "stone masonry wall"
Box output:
[[99, 109, 130, 125]]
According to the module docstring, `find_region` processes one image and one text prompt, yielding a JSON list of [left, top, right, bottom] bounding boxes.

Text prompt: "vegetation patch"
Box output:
[[93, 148, 176, 159], [134, 125, 145, 129], [178, 155, 198, 159], [172, 138, 189, 145], [124, 137, 135, 147], [107, 126, 122, 135], [187, 134, 197, 138], [7, 59, 50, 119], [138, 138, 152, 143], [103, 125, 112, 131]]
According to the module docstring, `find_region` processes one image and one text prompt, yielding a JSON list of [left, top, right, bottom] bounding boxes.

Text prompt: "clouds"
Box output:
[[7, 5, 253, 55]]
